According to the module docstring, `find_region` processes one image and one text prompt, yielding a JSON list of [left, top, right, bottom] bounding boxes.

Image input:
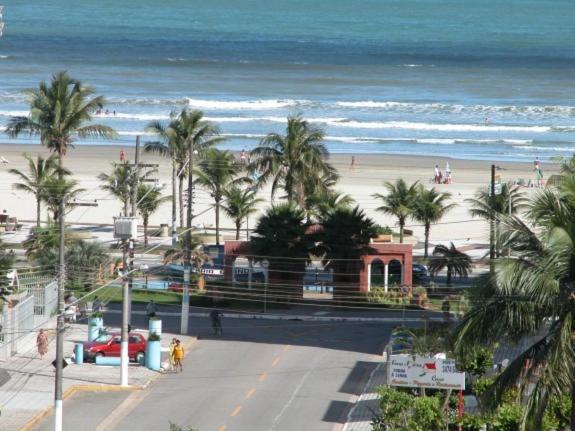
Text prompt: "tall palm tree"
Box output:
[[145, 109, 222, 229], [454, 168, 575, 430], [163, 236, 208, 271], [222, 185, 263, 240], [8, 153, 63, 226], [428, 242, 471, 286], [137, 184, 171, 246], [250, 115, 335, 205], [412, 186, 456, 258], [466, 183, 524, 257], [373, 179, 419, 243], [66, 240, 109, 289], [194, 148, 244, 245]]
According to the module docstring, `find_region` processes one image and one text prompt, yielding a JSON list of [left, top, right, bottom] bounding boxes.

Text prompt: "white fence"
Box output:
[[0, 278, 58, 361]]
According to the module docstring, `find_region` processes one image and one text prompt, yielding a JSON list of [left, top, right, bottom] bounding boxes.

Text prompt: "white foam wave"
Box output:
[[325, 120, 551, 133], [0, 55, 10, 59], [186, 98, 307, 110], [0, 110, 31, 117], [513, 145, 575, 152], [335, 100, 575, 117]]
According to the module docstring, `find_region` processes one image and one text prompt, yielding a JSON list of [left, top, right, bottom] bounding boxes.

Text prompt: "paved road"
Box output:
[[35, 314, 400, 431]]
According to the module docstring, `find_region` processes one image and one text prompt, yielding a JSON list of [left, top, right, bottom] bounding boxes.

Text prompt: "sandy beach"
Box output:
[[0, 143, 557, 250]]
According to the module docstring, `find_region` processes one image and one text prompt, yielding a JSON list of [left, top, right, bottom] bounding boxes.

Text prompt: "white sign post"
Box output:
[[388, 354, 465, 390]]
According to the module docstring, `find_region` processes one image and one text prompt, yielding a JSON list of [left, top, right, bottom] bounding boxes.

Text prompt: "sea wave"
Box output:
[[324, 119, 551, 133], [512, 145, 575, 152], [186, 98, 308, 110], [335, 101, 575, 117]]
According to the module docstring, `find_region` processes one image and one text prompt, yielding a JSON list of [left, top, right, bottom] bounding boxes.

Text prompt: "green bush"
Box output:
[[148, 331, 161, 342]]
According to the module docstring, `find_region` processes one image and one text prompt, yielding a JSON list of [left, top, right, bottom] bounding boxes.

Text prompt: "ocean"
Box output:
[[0, 0, 574, 161]]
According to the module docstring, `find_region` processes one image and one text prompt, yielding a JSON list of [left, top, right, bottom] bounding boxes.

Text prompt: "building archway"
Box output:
[[388, 259, 403, 286]]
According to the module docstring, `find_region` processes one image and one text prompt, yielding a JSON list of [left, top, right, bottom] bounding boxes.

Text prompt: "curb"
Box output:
[[106, 309, 442, 323], [20, 381, 148, 431]]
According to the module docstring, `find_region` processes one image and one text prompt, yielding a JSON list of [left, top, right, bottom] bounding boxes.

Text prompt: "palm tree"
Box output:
[[412, 186, 456, 258], [194, 148, 245, 244], [250, 115, 335, 205], [428, 243, 471, 286], [453, 168, 575, 430], [466, 183, 524, 257], [163, 236, 208, 271], [222, 185, 263, 240], [373, 179, 419, 243], [98, 163, 156, 216], [250, 204, 312, 291], [66, 241, 109, 289], [9, 153, 63, 227], [6, 71, 116, 168], [145, 109, 222, 229], [41, 176, 85, 221], [137, 184, 171, 246], [304, 189, 354, 221], [0, 238, 15, 289], [314, 206, 377, 293]]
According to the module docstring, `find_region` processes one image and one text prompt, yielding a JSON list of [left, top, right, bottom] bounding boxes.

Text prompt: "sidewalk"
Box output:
[[0, 322, 192, 431], [341, 363, 386, 431]]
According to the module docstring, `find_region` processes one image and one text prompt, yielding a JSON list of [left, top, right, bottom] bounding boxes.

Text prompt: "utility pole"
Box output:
[[490, 164, 496, 262], [54, 166, 66, 431], [120, 136, 140, 387], [181, 139, 193, 335]]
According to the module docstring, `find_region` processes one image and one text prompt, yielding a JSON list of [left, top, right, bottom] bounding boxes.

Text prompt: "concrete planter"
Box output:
[[148, 318, 162, 337], [146, 340, 161, 371], [88, 316, 104, 341]]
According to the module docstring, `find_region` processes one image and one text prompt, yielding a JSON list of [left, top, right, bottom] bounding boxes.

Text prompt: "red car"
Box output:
[[83, 332, 146, 363]]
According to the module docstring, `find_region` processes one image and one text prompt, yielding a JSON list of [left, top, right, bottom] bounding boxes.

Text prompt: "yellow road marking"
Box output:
[[272, 357, 280, 367], [245, 388, 256, 399], [218, 426, 227, 431], [230, 405, 242, 417], [282, 345, 290, 352], [259, 372, 268, 382]]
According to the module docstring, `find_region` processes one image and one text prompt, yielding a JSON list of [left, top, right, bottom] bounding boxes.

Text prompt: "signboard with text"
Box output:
[[388, 354, 465, 390]]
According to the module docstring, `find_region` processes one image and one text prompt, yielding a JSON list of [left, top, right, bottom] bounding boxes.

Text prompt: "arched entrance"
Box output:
[[388, 259, 403, 286], [369, 259, 385, 291]]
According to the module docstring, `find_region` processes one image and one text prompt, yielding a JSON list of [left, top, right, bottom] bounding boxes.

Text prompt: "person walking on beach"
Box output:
[[37, 329, 49, 359], [350, 156, 356, 170], [434, 165, 441, 184], [173, 339, 184, 372], [119, 149, 126, 163], [240, 149, 247, 165], [445, 161, 452, 184]]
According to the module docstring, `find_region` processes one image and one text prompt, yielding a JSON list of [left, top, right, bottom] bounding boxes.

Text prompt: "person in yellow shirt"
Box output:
[[168, 338, 177, 372], [173, 339, 184, 372]]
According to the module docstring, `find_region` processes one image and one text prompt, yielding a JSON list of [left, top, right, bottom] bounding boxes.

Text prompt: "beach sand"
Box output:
[[0, 144, 556, 250]]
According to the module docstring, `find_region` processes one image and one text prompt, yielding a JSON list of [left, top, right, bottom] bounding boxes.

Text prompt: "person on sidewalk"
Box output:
[[173, 339, 184, 372], [146, 300, 157, 321], [36, 329, 48, 359], [169, 338, 177, 372]]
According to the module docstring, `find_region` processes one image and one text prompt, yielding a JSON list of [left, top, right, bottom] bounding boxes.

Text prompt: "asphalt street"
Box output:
[[34, 307, 403, 431]]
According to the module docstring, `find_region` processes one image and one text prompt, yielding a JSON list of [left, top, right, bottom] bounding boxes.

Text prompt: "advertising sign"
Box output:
[[388, 354, 465, 390]]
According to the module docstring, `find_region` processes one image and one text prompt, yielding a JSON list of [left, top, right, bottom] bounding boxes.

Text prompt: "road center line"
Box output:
[[245, 388, 256, 399], [230, 405, 242, 417], [258, 372, 268, 382], [272, 357, 280, 367]]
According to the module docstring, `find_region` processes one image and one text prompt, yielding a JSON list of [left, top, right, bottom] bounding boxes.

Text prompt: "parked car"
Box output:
[[412, 263, 429, 278], [83, 332, 146, 363]]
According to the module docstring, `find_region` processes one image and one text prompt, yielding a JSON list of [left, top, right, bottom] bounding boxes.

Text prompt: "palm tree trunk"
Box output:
[[424, 223, 430, 258], [399, 218, 404, 243], [235, 220, 240, 240], [36, 193, 41, 227], [172, 159, 177, 234], [178, 175, 184, 229], [447, 266, 452, 286], [215, 200, 220, 245]]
